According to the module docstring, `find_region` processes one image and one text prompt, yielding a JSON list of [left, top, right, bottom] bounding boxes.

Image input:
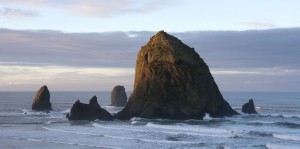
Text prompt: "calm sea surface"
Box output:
[[0, 91, 299, 149]]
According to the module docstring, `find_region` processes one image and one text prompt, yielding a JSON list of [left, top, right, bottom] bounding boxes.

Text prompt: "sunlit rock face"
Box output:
[[117, 31, 238, 120], [32, 85, 52, 111]]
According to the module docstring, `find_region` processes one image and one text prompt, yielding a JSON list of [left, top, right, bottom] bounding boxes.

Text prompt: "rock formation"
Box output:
[[67, 96, 114, 121], [32, 85, 52, 111], [242, 99, 257, 114], [116, 31, 238, 120], [111, 85, 127, 107]]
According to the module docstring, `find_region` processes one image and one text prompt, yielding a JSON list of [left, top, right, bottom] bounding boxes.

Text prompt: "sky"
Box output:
[[0, 0, 300, 92]]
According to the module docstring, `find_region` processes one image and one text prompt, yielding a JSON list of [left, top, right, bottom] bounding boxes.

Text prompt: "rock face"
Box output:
[[67, 96, 114, 121], [242, 99, 257, 114], [111, 85, 127, 107], [32, 85, 52, 111], [116, 31, 238, 120]]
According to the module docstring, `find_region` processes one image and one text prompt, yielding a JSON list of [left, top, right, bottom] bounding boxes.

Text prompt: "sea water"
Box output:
[[0, 91, 299, 149]]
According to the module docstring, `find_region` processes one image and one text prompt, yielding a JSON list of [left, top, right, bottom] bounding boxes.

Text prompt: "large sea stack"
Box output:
[[111, 85, 127, 107], [32, 85, 52, 111], [117, 31, 238, 120], [67, 96, 114, 121]]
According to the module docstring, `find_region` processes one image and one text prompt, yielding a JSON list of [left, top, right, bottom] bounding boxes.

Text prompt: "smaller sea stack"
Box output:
[[111, 85, 127, 107], [67, 96, 114, 121], [32, 85, 52, 111], [242, 99, 257, 114]]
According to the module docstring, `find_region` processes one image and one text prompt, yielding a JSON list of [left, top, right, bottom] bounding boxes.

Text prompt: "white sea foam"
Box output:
[[266, 143, 300, 149], [47, 140, 122, 149], [130, 117, 143, 125], [93, 123, 234, 144], [203, 113, 212, 121], [21, 108, 50, 115], [102, 134, 197, 144], [263, 113, 300, 119], [273, 134, 300, 141], [59, 109, 70, 114], [26, 138, 41, 142], [92, 123, 147, 133], [11, 136, 121, 149], [146, 122, 227, 133], [256, 106, 272, 110], [10, 136, 41, 142], [102, 106, 123, 113], [90, 124, 200, 144], [1, 91, 300, 149], [145, 122, 238, 138], [46, 121, 54, 124], [248, 120, 274, 124], [139, 138, 198, 144], [42, 126, 104, 137]]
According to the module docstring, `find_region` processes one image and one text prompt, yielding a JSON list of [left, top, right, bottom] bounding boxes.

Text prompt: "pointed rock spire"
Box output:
[[117, 31, 238, 120], [32, 85, 52, 111]]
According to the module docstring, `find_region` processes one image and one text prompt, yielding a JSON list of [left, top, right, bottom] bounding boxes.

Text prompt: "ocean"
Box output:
[[0, 91, 299, 149]]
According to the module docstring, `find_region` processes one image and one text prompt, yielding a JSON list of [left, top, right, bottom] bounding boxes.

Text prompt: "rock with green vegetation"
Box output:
[[117, 31, 238, 120]]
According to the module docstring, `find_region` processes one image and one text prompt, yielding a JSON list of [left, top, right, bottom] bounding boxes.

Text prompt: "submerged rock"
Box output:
[[116, 31, 238, 120], [242, 99, 257, 114], [111, 85, 127, 107], [32, 85, 52, 111], [67, 96, 114, 121]]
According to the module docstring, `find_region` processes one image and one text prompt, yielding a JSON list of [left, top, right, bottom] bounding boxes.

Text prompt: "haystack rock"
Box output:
[[111, 85, 127, 107], [32, 85, 52, 111], [67, 96, 114, 121], [116, 31, 238, 120], [242, 99, 257, 114]]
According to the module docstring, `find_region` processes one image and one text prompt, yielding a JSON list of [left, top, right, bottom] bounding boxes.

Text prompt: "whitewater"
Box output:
[[0, 91, 299, 149]]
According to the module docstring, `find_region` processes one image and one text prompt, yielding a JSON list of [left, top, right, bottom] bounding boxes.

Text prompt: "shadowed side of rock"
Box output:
[[67, 96, 114, 121], [116, 31, 238, 120], [32, 85, 52, 111], [242, 99, 257, 114], [111, 85, 127, 107]]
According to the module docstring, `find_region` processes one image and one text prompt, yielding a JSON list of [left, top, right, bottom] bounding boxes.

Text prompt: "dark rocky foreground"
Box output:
[[242, 99, 257, 114], [116, 31, 238, 120], [67, 96, 113, 121], [110, 85, 127, 107], [32, 85, 52, 111]]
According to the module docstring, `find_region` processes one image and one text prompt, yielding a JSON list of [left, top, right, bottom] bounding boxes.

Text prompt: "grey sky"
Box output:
[[0, 28, 299, 91]]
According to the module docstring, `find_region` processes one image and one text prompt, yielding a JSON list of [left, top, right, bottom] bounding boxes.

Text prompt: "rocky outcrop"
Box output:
[[242, 99, 257, 114], [111, 85, 127, 107], [116, 31, 238, 120], [67, 96, 114, 121], [32, 85, 52, 111]]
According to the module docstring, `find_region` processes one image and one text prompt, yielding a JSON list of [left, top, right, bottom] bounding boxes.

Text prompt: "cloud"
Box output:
[[0, 7, 38, 18], [0, 29, 150, 67], [0, 0, 182, 17], [0, 65, 134, 91], [174, 28, 300, 69], [211, 67, 300, 75], [242, 22, 278, 29], [1, 28, 300, 70], [1, 28, 300, 91]]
